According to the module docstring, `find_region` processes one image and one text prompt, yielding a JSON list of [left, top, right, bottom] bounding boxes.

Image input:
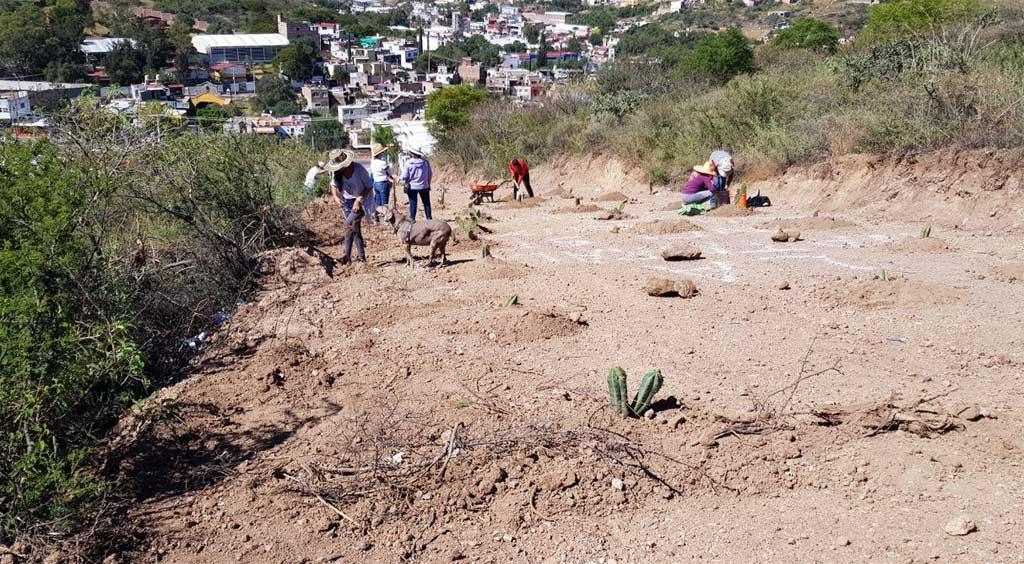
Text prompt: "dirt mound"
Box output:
[[545, 188, 574, 199], [992, 263, 1024, 283], [815, 278, 962, 309], [630, 219, 702, 235], [707, 205, 755, 217], [886, 237, 957, 253], [466, 308, 587, 344], [552, 204, 603, 214], [454, 258, 530, 281], [662, 201, 683, 211], [495, 197, 546, 210], [761, 216, 858, 231], [593, 191, 629, 202]]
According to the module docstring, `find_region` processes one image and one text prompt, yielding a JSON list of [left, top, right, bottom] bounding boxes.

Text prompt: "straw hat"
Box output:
[[693, 160, 716, 176], [324, 149, 355, 172], [371, 144, 388, 158], [407, 146, 424, 157]]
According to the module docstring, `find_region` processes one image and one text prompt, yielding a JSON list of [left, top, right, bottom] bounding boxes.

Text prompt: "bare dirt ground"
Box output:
[[90, 151, 1024, 564]]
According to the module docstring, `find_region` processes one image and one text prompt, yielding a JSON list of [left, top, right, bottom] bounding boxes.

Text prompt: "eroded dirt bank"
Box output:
[[93, 149, 1023, 564]]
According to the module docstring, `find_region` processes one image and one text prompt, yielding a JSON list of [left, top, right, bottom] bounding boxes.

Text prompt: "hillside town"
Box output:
[[1, 1, 641, 150]]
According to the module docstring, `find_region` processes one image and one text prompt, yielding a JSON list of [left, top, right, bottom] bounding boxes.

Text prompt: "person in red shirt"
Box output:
[[508, 158, 534, 199]]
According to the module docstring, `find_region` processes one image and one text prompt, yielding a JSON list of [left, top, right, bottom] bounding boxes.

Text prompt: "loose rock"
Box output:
[[944, 515, 977, 536], [660, 245, 702, 261]]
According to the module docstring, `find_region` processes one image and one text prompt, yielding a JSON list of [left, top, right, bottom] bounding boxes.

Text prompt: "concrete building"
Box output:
[[192, 34, 290, 64], [277, 15, 318, 43], [302, 84, 331, 113], [0, 80, 90, 116], [0, 91, 31, 122], [458, 57, 485, 85]]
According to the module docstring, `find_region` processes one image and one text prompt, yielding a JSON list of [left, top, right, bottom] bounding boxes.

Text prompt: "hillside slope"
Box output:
[[80, 149, 1024, 563]]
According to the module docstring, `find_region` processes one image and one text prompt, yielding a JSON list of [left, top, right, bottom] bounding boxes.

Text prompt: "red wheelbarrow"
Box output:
[[470, 181, 504, 205]]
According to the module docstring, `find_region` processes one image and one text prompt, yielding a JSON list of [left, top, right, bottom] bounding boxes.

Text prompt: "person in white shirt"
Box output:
[[369, 145, 393, 222], [709, 149, 735, 204]]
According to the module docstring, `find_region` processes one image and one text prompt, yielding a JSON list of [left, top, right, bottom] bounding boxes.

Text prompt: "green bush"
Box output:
[[771, 18, 842, 53], [862, 0, 986, 42], [1, 141, 143, 535], [1, 103, 315, 541]]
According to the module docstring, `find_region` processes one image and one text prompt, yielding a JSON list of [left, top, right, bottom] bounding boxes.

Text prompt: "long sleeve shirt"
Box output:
[[682, 173, 715, 195], [401, 157, 432, 191]]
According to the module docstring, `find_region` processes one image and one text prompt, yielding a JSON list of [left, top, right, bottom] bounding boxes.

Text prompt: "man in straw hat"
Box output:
[[370, 144, 394, 222], [681, 160, 720, 209], [325, 148, 373, 264], [401, 146, 433, 220]]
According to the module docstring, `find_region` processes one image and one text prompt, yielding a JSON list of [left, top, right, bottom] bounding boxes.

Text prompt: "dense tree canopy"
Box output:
[[253, 76, 298, 113], [425, 84, 488, 135], [274, 38, 320, 81], [0, 1, 90, 79]]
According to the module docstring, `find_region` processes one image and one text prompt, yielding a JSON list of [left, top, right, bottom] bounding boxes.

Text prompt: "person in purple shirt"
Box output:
[[401, 147, 433, 220], [682, 160, 719, 208]]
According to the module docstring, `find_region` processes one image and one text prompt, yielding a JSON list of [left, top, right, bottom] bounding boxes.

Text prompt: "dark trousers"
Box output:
[[513, 172, 534, 199], [408, 189, 431, 220], [341, 199, 365, 262]]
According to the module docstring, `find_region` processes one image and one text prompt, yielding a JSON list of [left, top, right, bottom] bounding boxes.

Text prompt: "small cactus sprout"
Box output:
[[629, 369, 664, 417], [481, 244, 491, 258], [607, 367, 629, 417], [920, 225, 932, 239], [505, 294, 519, 306]]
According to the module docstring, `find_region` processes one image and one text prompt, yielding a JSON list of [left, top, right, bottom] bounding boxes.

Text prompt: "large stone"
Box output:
[[660, 245, 702, 261], [944, 515, 977, 536], [644, 277, 678, 297]]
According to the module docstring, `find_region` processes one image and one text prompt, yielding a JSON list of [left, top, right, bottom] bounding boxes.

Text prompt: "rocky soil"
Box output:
[[62, 150, 1024, 564]]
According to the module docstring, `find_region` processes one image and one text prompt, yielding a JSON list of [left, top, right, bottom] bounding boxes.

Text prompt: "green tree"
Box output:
[[678, 29, 754, 83], [273, 38, 320, 81], [253, 76, 297, 113], [771, 18, 842, 53], [271, 100, 301, 116], [305, 119, 347, 151], [424, 84, 488, 135], [524, 23, 544, 44], [0, 1, 89, 77], [862, 0, 984, 42], [536, 32, 551, 67], [196, 104, 230, 132], [105, 40, 146, 85], [506, 40, 529, 53]]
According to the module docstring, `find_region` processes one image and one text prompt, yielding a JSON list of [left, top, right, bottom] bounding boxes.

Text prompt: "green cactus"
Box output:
[[629, 369, 663, 417], [505, 294, 519, 306], [607, 367, 628, 417]]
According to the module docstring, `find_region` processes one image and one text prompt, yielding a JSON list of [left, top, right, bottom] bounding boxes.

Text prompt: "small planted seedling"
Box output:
[[606, 367, 664, 418], [920, 225, 932, 239], [629, 369, 663, 417], [455, 215, 480, 240], [505, 295, 519, 306], [878, 270, 891, 281], [607, 367, 629, 417]]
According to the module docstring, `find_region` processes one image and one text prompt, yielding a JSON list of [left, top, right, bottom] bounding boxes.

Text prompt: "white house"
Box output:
[[0, 91, 31, 122]]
